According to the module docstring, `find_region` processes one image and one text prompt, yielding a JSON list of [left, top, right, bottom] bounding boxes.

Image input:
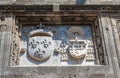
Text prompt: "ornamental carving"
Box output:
[[20, 24, 96, 66], [0, 5, 119, 12]]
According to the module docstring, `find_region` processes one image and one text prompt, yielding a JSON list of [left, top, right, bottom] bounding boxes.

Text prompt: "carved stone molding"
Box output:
[[0, 5, 119, 12], [0, 5, 53, 12], [60, 5, 120, 11], [108, 14, 120, 68]]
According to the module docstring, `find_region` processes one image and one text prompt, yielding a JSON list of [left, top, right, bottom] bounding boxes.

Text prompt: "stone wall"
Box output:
[[0, 0, 120, 78], [0, 12, 120, 78]]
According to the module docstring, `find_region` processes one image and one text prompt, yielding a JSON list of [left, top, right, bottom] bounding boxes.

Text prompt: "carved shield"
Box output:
[[28, 36, 53, 61], [69, 40, 87, 59]]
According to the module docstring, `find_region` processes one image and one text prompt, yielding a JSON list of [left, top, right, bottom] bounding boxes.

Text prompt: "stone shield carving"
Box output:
[[28, 29, 53, 61]]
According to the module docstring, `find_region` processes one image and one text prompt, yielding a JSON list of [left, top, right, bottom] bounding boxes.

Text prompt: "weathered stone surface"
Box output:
[[0, 0, 120, 78], [0, 13, 120, 78]]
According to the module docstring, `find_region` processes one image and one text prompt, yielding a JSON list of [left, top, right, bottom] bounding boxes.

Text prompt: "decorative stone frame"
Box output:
[[0, 5, 120, 78], [8, 13, 109, 77], [10, 12, 106, 66]]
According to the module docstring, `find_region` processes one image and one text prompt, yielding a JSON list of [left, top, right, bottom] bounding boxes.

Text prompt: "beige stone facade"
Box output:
[[0, 0, 120, 78]]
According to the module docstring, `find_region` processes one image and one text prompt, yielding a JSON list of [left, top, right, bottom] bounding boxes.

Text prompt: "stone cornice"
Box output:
[[0, 5, 119, 12], [60, 5, 120, 11]]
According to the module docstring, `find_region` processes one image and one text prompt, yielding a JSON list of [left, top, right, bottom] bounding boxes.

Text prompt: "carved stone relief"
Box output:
[[19, 23, 98, 66], [10, 23, 21, 66]]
